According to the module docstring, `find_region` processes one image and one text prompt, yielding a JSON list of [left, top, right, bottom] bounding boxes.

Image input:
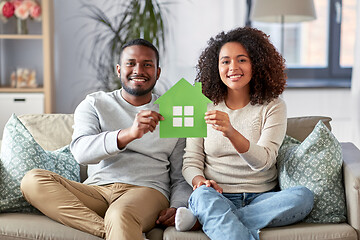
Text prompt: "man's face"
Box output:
[[117, 45, 160, 97]]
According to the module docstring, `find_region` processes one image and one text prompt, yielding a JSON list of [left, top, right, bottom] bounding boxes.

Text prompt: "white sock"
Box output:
[[175, 207, 197, 231]]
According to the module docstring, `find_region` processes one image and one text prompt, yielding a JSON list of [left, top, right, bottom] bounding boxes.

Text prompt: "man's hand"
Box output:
[[156, 207, 176, 227], [117, 110, 164, 149], [130, 110, 164, 139]]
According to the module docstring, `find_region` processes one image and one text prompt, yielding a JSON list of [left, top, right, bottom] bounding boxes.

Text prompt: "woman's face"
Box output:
[[218, 41, 252, 92]]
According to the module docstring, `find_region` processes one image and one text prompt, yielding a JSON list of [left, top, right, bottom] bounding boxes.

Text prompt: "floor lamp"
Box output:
[[250, 0, 316, 55]]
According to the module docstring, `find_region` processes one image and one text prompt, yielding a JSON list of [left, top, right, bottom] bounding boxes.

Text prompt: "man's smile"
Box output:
[[131, 78, 146, 82], [128, 75, 148, 83]]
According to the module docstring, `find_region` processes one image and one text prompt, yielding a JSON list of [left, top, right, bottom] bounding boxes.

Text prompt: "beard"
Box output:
[[121, 74, 156, 96]]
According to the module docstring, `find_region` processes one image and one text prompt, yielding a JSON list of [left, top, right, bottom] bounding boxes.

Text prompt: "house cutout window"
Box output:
[[173, 106, 194, 127]]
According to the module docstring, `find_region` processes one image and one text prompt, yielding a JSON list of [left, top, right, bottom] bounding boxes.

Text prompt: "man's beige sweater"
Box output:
[[182, 97, 287, 193]]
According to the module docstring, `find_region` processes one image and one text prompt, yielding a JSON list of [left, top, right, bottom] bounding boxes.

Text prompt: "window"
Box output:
[[248, 0, 356, 87], [172, 106, 194, 127]]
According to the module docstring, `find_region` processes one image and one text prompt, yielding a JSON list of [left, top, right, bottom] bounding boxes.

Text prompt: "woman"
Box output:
[[175, 27, 314, 240]]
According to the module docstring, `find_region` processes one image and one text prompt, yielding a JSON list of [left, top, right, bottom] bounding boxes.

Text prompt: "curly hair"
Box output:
[[196, 27, 287, 105]]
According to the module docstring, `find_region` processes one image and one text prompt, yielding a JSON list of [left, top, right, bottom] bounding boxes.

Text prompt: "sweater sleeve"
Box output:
[[168, 138, 193, 208], [182, 137, 206, 187], [240, 98, 287, 171], [70, 96, 124, 165]]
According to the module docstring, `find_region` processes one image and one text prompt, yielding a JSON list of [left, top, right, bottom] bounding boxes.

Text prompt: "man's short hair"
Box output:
[[120, 39, 160, 67]]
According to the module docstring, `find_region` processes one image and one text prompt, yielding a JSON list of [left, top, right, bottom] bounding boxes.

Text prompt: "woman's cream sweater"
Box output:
[[182, 97, 287, 193]]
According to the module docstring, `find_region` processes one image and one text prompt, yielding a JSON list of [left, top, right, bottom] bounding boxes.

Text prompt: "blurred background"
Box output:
[[0, 0, 358, 146]]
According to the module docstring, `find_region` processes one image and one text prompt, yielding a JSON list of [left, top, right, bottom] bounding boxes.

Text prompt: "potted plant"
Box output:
[[79, 0, 170, 91]]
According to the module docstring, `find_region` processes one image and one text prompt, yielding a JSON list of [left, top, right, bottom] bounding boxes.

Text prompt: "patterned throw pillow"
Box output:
[[0, 114, 80, 213], [277, 120, 346, 223]]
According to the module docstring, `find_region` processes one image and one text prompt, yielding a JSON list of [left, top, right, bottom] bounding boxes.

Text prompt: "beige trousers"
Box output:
[[20, 169, 169, 240]]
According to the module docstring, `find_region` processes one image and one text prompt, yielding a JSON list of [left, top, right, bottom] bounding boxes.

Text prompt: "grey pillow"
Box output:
[[0, 114, 80, 213], [277, 120, 346, 223]]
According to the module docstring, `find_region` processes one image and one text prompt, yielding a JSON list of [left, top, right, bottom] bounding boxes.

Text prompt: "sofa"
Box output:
[[0, 113, 359, 240]]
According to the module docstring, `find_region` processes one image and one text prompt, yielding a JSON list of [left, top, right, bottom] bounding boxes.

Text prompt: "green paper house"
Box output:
[[154, 78, 212, 138]]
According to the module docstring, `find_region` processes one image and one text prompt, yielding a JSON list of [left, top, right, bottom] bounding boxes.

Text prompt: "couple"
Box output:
[[20, 27, 314, 240]]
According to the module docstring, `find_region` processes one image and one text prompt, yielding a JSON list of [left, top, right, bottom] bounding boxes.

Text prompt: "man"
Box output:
[[21, 39, 192, 240]]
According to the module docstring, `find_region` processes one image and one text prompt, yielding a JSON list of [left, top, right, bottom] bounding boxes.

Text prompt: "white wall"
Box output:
[[282, 88, 353, 143], [160, 0, 247, 90], [53, 0, 247, 113], [53, 0, 98, 113]]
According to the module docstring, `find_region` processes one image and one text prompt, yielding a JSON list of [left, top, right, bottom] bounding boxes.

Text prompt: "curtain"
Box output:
[[351, 0, 360, 148]]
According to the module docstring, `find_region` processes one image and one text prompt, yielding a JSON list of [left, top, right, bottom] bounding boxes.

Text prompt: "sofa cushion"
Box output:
[[0, 114, 80, 213], [0, 213, 163, 240], [163, 223, 357, 240], [18, 114, 91, 182], [277, 120, 346, 223], [0, 213, 101, 240], [286, 116, 332, 142], [260, 223, 357, 240], [18, 114, 74, 151]]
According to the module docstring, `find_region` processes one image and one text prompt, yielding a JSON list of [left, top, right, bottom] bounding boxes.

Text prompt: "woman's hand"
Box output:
[[192, 175, 223, 193], [205, 110, 236, 138], [205, 110, 250, 153]]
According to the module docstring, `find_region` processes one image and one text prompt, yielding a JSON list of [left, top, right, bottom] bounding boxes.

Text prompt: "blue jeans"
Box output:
[[188, 185, 314, 240]]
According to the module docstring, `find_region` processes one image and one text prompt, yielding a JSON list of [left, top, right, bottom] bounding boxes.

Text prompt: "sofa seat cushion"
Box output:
[[0, 213, 102, 240], [0, 213, 163, 240], [260, 223, 357, 240], [163, 223, 357, 240], [164, 227, 209, 240]]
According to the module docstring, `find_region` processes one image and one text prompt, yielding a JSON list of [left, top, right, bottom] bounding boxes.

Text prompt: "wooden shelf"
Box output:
[[0, 0, 54, 113], [0, 87, 44, 93], [0, 34, 43, 39]]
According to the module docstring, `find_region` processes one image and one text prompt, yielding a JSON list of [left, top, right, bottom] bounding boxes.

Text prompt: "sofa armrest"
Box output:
[[341, 142, 360, 238]]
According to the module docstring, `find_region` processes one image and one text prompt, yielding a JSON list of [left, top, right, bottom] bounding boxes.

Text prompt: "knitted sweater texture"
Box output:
[[182, 98, 287, 193], [70, 90, 192, 208]]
